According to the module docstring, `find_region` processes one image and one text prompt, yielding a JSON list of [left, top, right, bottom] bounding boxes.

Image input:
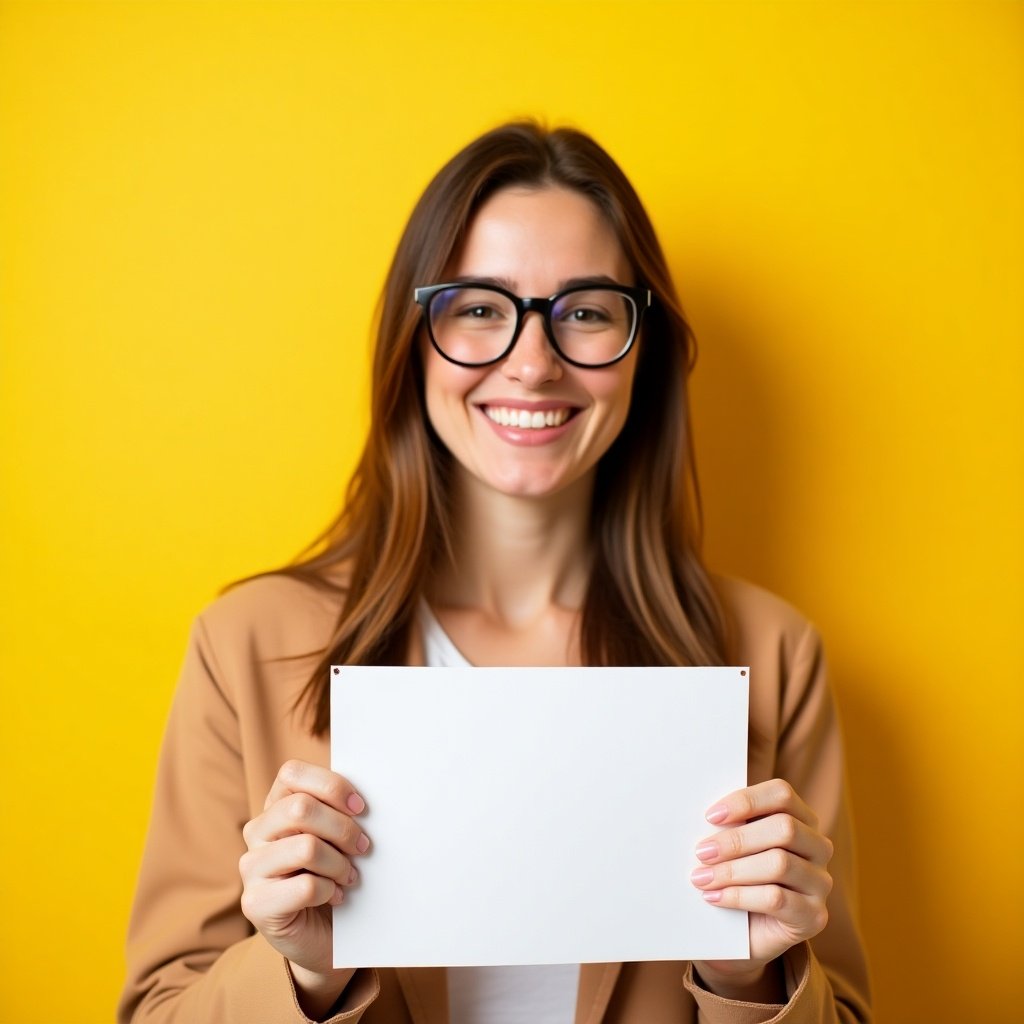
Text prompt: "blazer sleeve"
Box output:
[[682, 621, 873, 1024], [118, 614, 379, 1024]]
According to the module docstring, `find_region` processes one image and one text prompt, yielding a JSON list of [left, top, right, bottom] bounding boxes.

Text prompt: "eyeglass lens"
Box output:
[[427, 286, 636, 366]]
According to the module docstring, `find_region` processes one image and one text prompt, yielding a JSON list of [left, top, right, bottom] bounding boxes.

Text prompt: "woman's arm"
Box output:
[[685, 620, 873, 1023], [118, 616, 378, 1024]]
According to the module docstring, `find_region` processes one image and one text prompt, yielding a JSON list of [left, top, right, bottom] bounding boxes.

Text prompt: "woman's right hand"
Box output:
[[240, 760, 370, 1013]]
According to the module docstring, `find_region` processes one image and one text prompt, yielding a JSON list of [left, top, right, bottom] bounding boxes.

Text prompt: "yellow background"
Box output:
[[1, 1, 1021, 1021]]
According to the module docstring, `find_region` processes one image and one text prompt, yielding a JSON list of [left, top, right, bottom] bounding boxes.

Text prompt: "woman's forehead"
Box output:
[[451, 185, 632, 290]]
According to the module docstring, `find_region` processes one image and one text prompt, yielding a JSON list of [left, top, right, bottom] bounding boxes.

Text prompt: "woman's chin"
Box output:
[[462, 463, 596, 504]]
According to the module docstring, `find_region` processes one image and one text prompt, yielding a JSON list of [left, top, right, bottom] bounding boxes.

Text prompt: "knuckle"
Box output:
[[238, 850, 254, 880], [822, 869, 835, 896], [775, 814, 798, 846], [280, 759, 305, 786], [735, 793, 756, 820], [764, 885, 787, 913], [287, 793, 317, 824], [771, 779, 795, 806], [323, 775, 346, 805], [240, 888, 260, 923], [812, 906, 830, 934], [241, 818, 256, 847], [722, 829, 745, 858], [767, 848, 791, 878], [822, 835, 835, 863], [293, 873, 319, 905], [296, 833, 320, 865]]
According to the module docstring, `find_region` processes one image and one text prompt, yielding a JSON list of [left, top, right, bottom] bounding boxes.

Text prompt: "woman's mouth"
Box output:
[[481, 406, 576, 429]]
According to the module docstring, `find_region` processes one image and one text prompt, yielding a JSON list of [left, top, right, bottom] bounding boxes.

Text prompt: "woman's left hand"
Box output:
[[689, 778, 834, 1000]]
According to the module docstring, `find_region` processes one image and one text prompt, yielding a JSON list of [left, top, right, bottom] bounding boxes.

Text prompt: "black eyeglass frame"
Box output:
[[413, 281, 653, 369]]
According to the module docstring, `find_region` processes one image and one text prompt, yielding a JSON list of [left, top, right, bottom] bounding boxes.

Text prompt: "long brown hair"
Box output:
[[260, 121, 726, 734]]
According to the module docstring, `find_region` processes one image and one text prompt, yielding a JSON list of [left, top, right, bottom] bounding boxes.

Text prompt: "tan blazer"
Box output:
[[119, 574, 872, 1023]]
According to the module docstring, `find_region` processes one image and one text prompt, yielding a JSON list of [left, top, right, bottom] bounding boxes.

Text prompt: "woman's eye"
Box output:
[[456, 304, 500, 319], [563, 306, 610, 324]]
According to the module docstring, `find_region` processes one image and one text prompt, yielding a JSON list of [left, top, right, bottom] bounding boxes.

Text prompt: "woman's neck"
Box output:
[[429, 470, 594, 628]]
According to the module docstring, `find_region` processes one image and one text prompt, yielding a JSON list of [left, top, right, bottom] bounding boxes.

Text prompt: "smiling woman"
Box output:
[[421, 187, 641, 499], [119, 122, 872, 1023]]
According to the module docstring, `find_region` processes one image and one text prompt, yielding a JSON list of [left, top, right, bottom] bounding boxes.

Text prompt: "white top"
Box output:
[[420, 603, 580, 1024]]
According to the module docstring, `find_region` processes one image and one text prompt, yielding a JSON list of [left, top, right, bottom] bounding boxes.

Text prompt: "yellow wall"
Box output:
[[1, 2, 1020, 1021]]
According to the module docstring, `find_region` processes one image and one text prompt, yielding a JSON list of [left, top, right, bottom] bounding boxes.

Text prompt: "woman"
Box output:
[[120, 122, 872, 1023]]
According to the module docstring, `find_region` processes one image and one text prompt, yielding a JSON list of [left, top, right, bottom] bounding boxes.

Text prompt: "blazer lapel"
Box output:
[[575, 962, 623, 1024], [396, 967, 449, 1024]]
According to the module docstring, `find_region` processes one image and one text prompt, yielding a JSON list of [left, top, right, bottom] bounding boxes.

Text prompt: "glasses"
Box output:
[[413, 281, 652, 368]]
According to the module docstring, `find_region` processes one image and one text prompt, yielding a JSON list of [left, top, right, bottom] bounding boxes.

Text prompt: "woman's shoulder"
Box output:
[[709, 573, 822, 667], [711, 573, 812, 630], [195, 569, 347, 661], [709, 576, 834, 763]]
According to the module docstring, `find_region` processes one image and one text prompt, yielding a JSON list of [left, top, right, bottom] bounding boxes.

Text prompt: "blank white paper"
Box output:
[[331, 666, 749, 967]]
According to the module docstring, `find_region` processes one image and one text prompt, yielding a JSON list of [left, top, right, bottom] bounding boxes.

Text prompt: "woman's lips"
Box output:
[[476, 402, 581, 445]]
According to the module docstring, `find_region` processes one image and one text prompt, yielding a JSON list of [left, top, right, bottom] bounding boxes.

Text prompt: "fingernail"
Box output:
[[705, 804, 728, 825], [347, 866, 358, 885], [331, 886, 345, 906], [690, 867, 714, 885], [347, 794, 366, 814], [702, 890, 723, 903], [356, 833, 370, 854], [695, 843, 718, 863]]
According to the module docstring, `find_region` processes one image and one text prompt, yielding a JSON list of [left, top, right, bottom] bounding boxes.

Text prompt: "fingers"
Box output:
[[245, 760, 370, 858], [691, 841, 832, 947], [240, 833, 359, 890], [697, 778, 832, 869], [693, 779, 834, 954], [698, 883, 830, 936], [696, 812, 833, 867], [705, 778, 817, 829], [241, 869, 344, 926], [239, 761, 370, 973], [690, 847, 832, 900], [264, 759, 366, 817], [245, 789, 371, 858]]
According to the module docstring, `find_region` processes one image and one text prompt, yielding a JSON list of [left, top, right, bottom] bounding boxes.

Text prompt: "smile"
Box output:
[[482, 406, 574, 429]]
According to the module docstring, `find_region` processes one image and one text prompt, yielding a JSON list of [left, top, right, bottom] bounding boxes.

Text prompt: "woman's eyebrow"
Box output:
[[445, 274, 630, 292], [447, 274, 517, 289]]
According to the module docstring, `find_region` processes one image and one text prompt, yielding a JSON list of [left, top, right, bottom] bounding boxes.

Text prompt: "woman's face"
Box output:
[[421, 185, 639, 501]]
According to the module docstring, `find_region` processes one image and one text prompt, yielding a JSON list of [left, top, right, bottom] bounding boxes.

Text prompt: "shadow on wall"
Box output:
[[686, 267, 794, 588], [683, 273, 949, 1023], [838, 663, 953, 1024]]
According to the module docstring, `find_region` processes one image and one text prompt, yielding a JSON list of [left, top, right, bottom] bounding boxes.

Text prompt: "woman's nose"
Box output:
[[500, 311, 563, 387]]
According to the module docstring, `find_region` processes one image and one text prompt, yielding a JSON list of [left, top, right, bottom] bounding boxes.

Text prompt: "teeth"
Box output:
[[484, 406, 571, 429]]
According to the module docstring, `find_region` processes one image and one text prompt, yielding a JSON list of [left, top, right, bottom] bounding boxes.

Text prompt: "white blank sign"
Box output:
[[331, 666, 749, 967]]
